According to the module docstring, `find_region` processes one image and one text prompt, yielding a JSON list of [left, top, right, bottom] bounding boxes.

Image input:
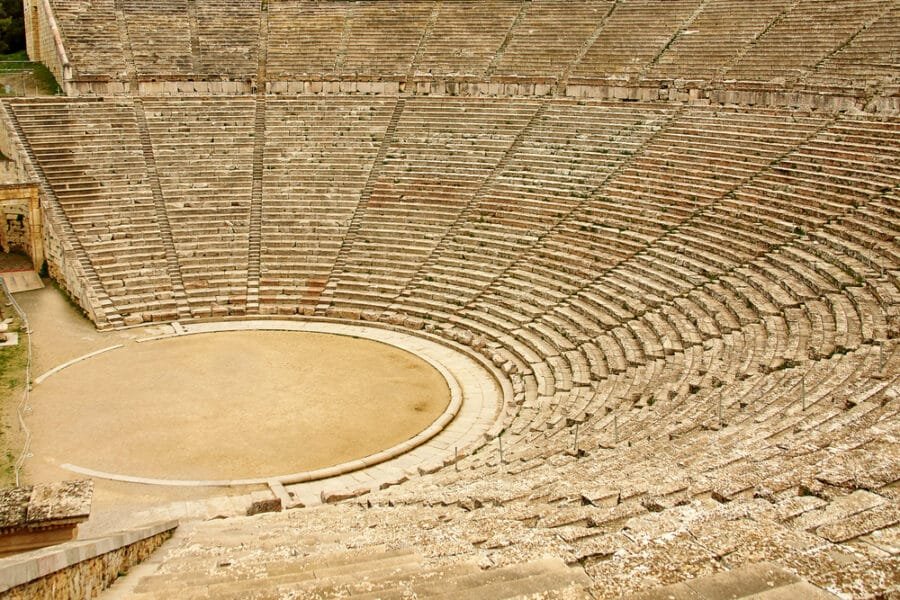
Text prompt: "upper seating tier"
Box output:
[[40, 0, 899, 105]]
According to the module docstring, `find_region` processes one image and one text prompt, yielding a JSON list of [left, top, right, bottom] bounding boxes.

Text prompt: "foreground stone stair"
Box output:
[[625, 562, 839, 599], [109, 523, 592, 600]]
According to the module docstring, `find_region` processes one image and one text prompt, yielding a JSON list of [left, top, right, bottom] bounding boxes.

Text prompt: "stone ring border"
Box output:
[[53, 318, 510, 489]]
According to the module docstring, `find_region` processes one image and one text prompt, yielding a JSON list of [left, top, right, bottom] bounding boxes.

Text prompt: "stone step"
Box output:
[[132, 547, 422, 599], [415, 557, 590, 599], [623, 562, 840, 600], [249, 559, 483, 600]]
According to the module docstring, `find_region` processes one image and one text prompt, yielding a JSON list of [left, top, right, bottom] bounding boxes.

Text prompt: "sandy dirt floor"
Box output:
[[12, 283, 450, 535], [29, 330, 450, 481]]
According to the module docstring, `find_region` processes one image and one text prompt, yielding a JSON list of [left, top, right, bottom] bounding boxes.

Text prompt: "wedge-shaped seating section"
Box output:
[[259, 97, 396, 311], [802, 4, 900, 89], [412, 1, 522, 77], [328, 97, 539, 311], [725, 0, 890, 84], [492, 0, 610, 78], [341, 1, 434, 77], [647, 0, 794, 81], [470, 106, 825, 337], [122, 0, 194, 78], [267, 2, 346, 78], [143, 97, 255, 315], [396, 102, 674, 320], [195, 0, 260, 80], [48, 0, 128, 78], [571, 0, 703, 79], [9, 98, 175, 321]]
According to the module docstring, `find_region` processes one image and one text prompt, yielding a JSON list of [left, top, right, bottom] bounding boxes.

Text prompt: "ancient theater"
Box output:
[[0, 1, 896, 598]]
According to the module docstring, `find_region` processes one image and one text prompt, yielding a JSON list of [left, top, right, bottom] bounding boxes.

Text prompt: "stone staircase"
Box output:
[[317, 97, 406, 315], [186, 0, 202, 74], [625, 562, 839, 599], [105, 521, 591, 600], [246, 95, 266, 313], [2, 102, 124, 329], [133, 97, 192, 321]]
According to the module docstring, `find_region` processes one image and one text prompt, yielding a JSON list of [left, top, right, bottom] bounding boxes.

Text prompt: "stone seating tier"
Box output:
[[40, 0, 899, 106], [7, 95, 898, 599]]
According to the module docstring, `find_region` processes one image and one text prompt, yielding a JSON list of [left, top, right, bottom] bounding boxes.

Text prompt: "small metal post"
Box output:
[[497, 433, 503, 466], [573, 422, 579, 453], [613, 415, 619, 444]]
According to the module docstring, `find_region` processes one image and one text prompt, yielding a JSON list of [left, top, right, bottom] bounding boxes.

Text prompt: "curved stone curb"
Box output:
[[33, 344, 124, 385], [58, 319, 504, 488]]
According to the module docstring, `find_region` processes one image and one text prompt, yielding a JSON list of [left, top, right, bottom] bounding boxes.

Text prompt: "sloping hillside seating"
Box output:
[[142, 97, 256, 316], [195, 0, 260, 80], [724, 0, 890, 85], [48, 0, 127, 78], [121, 0, 194, 78], [259, 97, 395, 311], [10, 96, 900, 598], [8, 98, 177, 322]]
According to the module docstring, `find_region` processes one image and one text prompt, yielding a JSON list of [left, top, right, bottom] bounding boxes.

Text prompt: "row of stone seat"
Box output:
[[47, 0, 899, 91], [8, 98, 178, 320], [10, 100, 898, 347], [254, 335, 895, 597], [259, 96, 396, 309], [142, 97, 256, 312], [323, 97, 540, 312], [802, 3, 900, 90], [386, 106, 831, 326], [724, 0, 892, 86]]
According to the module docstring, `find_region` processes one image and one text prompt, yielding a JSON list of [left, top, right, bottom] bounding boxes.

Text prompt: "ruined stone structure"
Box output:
[[0, 184, 43, 270], [2, 1, 897, 598], [0, 480, 91, 556]]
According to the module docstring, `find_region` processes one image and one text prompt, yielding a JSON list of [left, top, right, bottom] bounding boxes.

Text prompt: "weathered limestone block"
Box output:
[[0, 480, 93, 557], [246, 491, 282, 516]]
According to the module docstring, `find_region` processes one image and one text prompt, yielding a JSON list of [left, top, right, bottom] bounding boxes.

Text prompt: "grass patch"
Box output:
[[0, 49, 27, 71], [0, 50, 61, 95], [0, 311, 27, 487]]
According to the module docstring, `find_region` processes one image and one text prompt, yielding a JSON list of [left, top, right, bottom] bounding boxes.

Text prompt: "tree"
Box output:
[[0, 0, 24, 55]]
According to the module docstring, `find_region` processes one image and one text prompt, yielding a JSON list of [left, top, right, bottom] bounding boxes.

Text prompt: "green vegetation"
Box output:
[[0, 312, 27, 487], [0, 48, 26, 71], [0, 50, 62, 95], [0, 0, 24, 55]]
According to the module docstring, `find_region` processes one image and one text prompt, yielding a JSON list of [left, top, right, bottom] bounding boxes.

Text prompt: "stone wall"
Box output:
[[67, 78, 253, 97], [23, 0, 70, 93], [0, 521, 176, 599], [52, 73, 894, 115], [0, 185, 43, 270], [1, 201, 28, 256], [0, 160, 23, 185], [0, 115, 31, 187], [62, 76, 882, 115], [40, 209, 100, 322]]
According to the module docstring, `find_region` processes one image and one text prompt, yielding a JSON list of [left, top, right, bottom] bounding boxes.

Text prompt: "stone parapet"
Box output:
[[0, 520, 176, 598]]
